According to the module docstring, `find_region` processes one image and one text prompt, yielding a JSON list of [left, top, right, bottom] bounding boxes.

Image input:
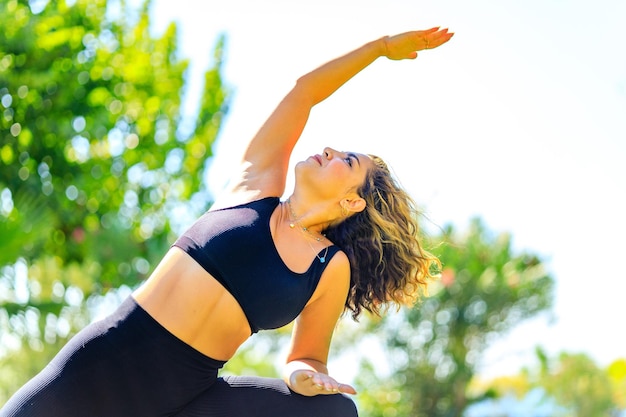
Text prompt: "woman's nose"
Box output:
[[323, 147, 337, 159]]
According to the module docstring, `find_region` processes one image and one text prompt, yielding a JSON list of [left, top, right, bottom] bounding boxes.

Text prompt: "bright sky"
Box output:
[[149, 0, 626, 377]]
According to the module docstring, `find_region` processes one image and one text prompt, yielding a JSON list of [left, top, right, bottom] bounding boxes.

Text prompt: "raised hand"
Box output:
[[384, 27, 454, 60]]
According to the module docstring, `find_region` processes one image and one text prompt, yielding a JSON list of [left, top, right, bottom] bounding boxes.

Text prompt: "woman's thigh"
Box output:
[[0, 298, 224, 417]]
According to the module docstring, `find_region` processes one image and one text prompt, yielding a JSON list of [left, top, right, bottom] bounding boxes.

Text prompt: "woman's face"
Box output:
[[295, 147, 372, 200]]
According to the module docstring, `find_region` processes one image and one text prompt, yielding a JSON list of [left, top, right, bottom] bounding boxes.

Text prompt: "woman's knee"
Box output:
[[328, 393, 358, 417]]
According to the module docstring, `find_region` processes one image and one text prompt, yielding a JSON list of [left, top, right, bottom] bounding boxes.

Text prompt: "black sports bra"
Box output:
[[172, 197, 339, 333]]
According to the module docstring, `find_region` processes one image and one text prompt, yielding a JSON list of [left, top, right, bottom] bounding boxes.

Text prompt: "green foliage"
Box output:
[[0, 191, 54, 266], [0, 0, 229, 397], [475, 350, 625, 417], [540, 351, 617, 417], [355, 218, 555, 417]]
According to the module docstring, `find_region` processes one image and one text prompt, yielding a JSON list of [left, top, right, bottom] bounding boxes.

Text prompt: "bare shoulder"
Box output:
[[325, 249, 350, 277]]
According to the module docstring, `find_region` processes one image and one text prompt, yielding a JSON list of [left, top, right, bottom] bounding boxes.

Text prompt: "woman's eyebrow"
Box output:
[[347, 152, 361, 166]]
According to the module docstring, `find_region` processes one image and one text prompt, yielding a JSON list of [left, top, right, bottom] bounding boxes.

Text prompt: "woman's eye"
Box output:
[[345, 157, 353, 167]]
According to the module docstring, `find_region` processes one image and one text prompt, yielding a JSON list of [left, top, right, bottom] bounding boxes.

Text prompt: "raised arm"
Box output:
[[218, 27, 453, 204]]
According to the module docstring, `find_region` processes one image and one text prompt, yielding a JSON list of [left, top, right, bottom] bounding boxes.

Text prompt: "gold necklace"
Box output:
[[286, 198, 326, 242], [286, 198, 329, 263]]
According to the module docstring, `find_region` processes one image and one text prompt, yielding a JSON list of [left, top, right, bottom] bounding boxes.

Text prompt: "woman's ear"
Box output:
[[343, 197, 366, 214]]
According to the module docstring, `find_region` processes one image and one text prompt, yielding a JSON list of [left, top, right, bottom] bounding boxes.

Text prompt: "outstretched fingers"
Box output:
[[384, 27, 454, 60], [424, 27, 454, 50], [304, 372, 357, 395]]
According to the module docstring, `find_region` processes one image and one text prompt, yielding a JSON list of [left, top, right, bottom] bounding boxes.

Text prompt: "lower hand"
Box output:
[[384, 27, 454, 60], [289, 370, 357, 396]]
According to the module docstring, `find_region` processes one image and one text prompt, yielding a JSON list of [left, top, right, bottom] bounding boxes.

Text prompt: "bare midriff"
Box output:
[[132, 246, 251, 361]]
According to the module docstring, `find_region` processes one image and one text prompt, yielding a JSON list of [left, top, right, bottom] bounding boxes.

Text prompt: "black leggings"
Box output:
[[176, 376, 358, 417], [0, 297, 357, 417]]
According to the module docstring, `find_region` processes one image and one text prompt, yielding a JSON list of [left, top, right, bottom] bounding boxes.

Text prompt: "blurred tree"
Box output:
[[354, 219, 555, 417], [466, 349, 625, 417], [539, 351, 617, 417], [0, 0, 229, 400]]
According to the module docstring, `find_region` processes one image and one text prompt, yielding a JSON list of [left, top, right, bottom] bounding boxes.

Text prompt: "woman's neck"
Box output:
[[284, 195, 335, 237]]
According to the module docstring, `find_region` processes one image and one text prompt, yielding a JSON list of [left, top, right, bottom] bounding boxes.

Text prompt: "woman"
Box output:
[[1, 27, 452, 416]]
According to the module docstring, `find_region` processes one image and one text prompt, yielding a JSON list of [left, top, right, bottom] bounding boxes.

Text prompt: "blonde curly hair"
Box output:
[[325, 155, 440, 319]]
